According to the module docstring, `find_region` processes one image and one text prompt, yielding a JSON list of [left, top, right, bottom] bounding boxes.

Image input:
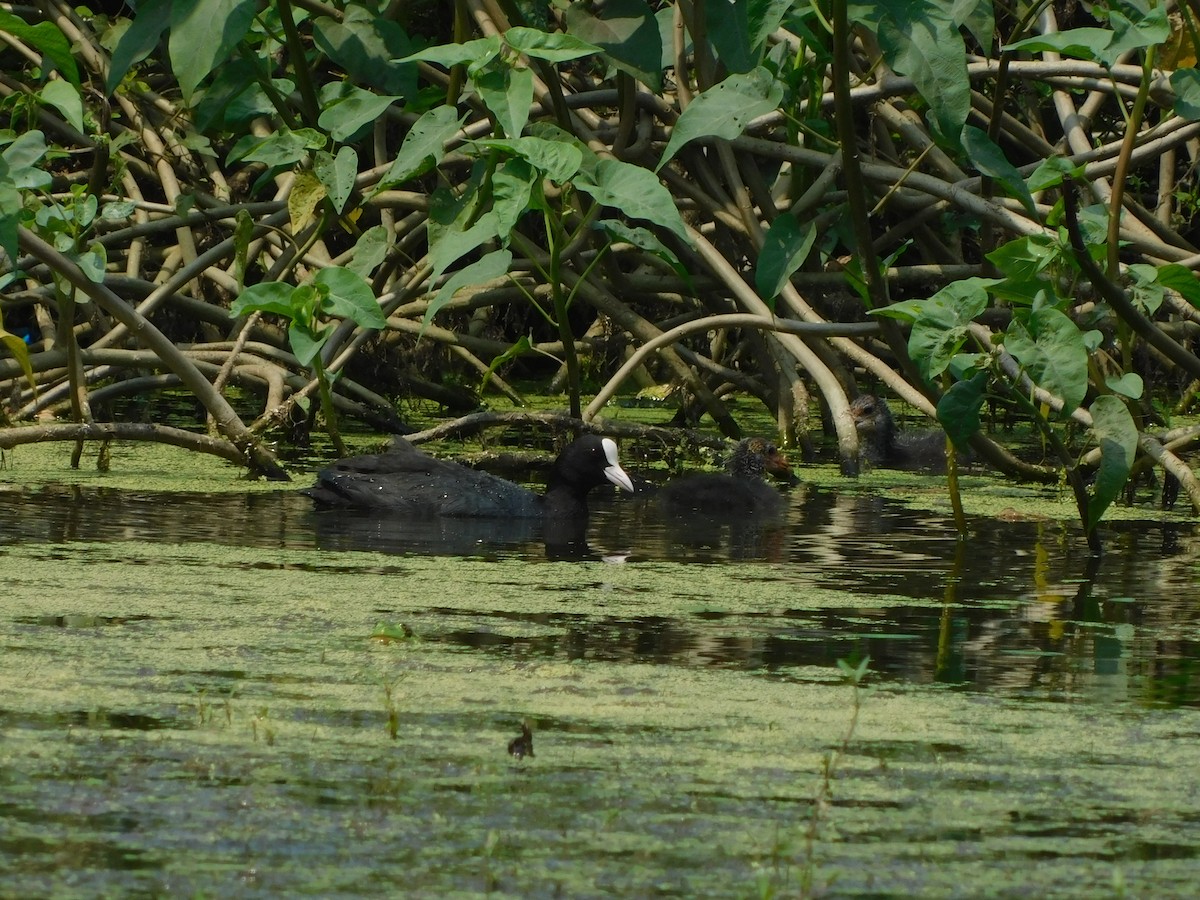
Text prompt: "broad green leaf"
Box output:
[[872, 278, 994, 380], [1026, 156, 1080, 193], [289, 320, 333, 368], [1004, 29, 1113, 60], [314, 146, 358, 214], [1087, 394, 1138, 531], [504, 26, 601, 62], [1170, 68, 1200, 121], [100, 201, 137, 221], [0, 326, 35, 392], [288, 171, 327, 234], [1105, 373, 1144, 399], [1102, 5, 1169, 67], [1003, 307, 1088, 415], [105, 0, 171, 94], [706, 0, 756, 73], [597, 219, 688, 281], [425, 249, 513, 329], [564, 0, 662, 91], [347, 224, 391, 280], [396, 35, 502, 73], [474, 66, 535, 139], [169, 0, 257, 100], [1154, 263, 1200, 307], [313, 266, 387, 330], [756, 214, 816, 301], [473, 136, 582, 183], [0, 180, 17, 267], [986, 234, 1060, 283], [875, 0, 969, 145], [313, 10, 416, 97], [657, 67, 783, 170], [492, 158, 537, 235], [77, 244, 106, 283], [577, 158, 691, 243], [40, 79, 84, 136], [962, 125, 1036, 219], [429, 212, 501, 279], [937, 371, 987, 449], [376, 105, 465, 190], [230, 281, 298, 319], [953, 0, 995, 52], [0, 10, 80, 89], [2, 130, 51, 190], [229, 128, 327, 167], [317, 83, 400, 143]]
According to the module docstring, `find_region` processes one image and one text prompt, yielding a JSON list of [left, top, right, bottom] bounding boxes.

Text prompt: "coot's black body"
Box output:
[[654, 437, 792, 517], [850, 394, 949, 470], [304, 434, 634, 520]]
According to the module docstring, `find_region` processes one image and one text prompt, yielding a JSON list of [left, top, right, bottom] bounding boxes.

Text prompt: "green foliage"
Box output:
[[756, 214, 817, 302], [657, 68, 784, 170]]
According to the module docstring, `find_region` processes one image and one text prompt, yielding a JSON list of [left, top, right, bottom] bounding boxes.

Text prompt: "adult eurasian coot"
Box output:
[[304, 434, 635, 519]]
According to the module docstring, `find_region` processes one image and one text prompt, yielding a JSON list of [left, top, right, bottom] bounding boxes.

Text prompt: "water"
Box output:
[[2, 471, 1199, 896]]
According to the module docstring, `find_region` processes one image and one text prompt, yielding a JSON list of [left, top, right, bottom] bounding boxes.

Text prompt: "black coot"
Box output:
[[849, 394, 949, 470], [304, 434, 635, 519], [653, 437, 793, 517]]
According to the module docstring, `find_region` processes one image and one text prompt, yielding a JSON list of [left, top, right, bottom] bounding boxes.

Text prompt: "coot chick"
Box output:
[[654, 437, 793, 517], [304, 434, 634, 519], [849, 394, 949, 470]]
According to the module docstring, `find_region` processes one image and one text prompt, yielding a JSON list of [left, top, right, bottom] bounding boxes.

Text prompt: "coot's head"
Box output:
[[849, 394, 898, 447], [547, 435, 635, 497], [727, 437, 793, 482]]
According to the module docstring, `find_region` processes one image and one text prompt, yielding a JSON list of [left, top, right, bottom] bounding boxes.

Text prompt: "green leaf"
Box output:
[[314, 146, 359, 214], [577, 158, 691, 244], [874, 0, 969, 145], [0, 10, 80, 89], [317, 83, 400, 143], [492, 158, 537, 235], [482, 335, 533, 392], [77, 244, 107, 283], [313, 9, 416, 97], [937, 372, 987, 449], [313, 266, 387, 330], [105, 0, 171, 94], [0, 327, 35, 393], [288, 171, 326, 234], [429, 212, 501, 280], [1153, 263, 1200, 307], [1003, 307, 1088, 415], [756, 214, 816, 301], [169, 0, 257, 100], [1102, 5, 1169, 67], [1026, 156, 1081, 193], [1170, 68, 1200, 121], [0, 180, 18, 267], [474, 66, 535, 139], [396, 35, 503, 73], [347, 225, 391, 281], [871, 277, 995, 381], [1004, 29, 1113, 61], [962, 125, 1036, 219], [289, 320, 333, 368], [376, 105, 465, 191], [706, 0, 756, 73], [39, 79, 84, 136], [657, 67, 783, 170], [2, 130, 51, 190], [1086, 395, 1138, 531], [596, 219, 688, 281], [229, 128, 327, 168], [230, 281, 298, 319], [503, 26, 601, 62], [425, 249, 513, 330], [1105, 373, 1144, 400], [564, 0, 663, 91], [473, 136, 582, 183]]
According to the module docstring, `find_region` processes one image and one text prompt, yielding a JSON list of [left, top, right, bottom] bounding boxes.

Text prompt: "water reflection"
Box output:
[[1, 483, 1199, 704]]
